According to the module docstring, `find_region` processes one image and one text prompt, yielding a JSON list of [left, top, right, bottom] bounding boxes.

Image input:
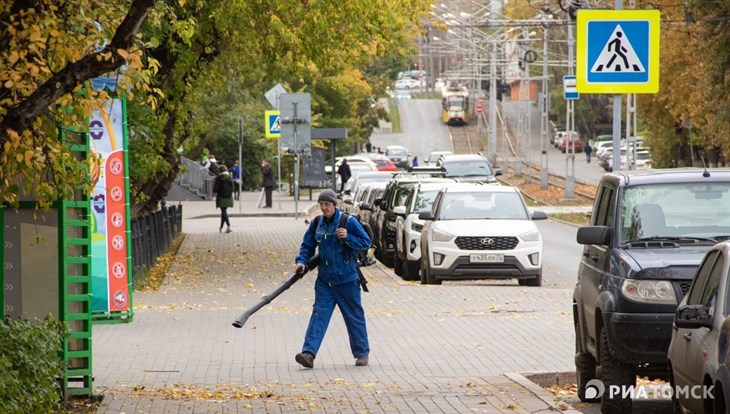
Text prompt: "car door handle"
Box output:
[[683, 333, 692, 342]]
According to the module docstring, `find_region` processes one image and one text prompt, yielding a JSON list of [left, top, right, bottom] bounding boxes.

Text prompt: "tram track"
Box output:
[[448, 125, 473, 154]]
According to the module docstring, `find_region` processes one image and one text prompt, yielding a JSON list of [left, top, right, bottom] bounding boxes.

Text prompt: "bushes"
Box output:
[[0, 316, 68, 414]]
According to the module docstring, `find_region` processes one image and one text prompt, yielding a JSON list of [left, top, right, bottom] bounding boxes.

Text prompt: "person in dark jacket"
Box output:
[[584, 142, 593, 163], [293, 189, 372, 369], [261, 159, 275, 208], [213, 165, 234, 233], [337, 159, 351, 193]]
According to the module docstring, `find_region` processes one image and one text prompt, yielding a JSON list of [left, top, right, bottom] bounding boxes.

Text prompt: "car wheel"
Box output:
[[394, 254, 403, 277], [518, 272, 542, 287], [668, 364, 684, 414], [381, 251, 394, 268], [599, 326, 635, 414], [712, 381, 724, 414], [423, 258, 440, 285], [575, 322, 598, 402], [404, 260, 419, 281]]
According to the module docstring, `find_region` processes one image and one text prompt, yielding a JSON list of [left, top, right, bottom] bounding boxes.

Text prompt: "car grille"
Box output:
[[678, 281, 692, 297], [454, 236, 519, 251]]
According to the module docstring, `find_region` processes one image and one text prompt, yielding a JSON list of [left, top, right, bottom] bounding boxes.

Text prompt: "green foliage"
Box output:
[[0, 316, 69, 414]]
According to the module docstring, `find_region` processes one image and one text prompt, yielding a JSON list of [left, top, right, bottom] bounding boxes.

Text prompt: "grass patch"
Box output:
[[550, 212, 590, 226], [387, 98, 401, 133]]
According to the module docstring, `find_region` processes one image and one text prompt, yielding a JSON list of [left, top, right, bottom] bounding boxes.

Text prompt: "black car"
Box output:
[[573, 168, 730, 413], [373, 176, 450, 268]]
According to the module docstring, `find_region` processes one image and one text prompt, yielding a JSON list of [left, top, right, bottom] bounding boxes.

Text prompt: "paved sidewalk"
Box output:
[[91, 194, 581, 413]]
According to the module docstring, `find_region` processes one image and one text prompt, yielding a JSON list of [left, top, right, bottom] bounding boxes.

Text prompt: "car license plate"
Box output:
[[469, 253, 504, 263]]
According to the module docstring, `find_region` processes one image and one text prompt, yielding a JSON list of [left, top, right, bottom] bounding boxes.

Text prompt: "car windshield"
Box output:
[[411, 189, 440, 214], [388, 149, 407, 157], [442, 160, 493, 177], [619, 182, 730, 244], [439, 192, 528, 220]]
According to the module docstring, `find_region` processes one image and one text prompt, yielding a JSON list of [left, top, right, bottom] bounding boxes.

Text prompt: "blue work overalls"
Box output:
[[295, 209, 371, 359]]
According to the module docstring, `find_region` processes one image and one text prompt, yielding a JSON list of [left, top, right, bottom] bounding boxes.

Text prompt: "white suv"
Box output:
[[418, 183, 548, 286]]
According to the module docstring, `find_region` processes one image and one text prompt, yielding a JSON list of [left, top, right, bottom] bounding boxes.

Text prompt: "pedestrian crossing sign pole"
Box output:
[[576, 10, 660, 94], [265, 110, 281, 139]]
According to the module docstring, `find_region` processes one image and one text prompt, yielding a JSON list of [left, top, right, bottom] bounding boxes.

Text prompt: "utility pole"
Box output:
[[565, 14, 576, 199], [612, 0, 624, 173], [238, 116, 243, 213], [540, 21, 550, 190]]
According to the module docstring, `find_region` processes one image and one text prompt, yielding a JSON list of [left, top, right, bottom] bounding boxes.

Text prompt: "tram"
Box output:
[[441, 82, 469, 126]]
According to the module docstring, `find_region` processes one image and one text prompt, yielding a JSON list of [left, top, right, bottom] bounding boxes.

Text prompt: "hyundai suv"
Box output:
[[418, 183, 547, 285], [573, 168, 730, 413]]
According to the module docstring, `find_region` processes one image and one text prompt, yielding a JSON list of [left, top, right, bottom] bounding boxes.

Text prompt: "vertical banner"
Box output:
[[90, 99, 130, 313]]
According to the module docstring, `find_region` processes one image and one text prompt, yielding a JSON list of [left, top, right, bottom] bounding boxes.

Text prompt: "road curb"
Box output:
[[505, 371, 582, 413]]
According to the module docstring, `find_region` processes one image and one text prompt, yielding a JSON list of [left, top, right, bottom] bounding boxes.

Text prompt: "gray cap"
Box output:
[[317, 189, 338, 204]]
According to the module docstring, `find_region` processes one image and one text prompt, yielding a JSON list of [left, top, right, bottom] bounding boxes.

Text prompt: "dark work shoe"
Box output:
[[355, 356, 369, 367], [295, 352, 314, 368]]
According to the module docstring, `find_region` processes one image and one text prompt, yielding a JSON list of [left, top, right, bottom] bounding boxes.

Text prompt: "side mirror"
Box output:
[[418, 210, 435, 221], [360, 203, 371, 211], [674, 304, 713, 330], [576, 226, 611, 245], [393, 206, 406, 216], [494, 169, 503, 176], [531, 211, 548, 220]]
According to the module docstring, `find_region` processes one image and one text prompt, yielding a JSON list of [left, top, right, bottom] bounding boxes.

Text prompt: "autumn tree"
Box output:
[[0, 0, 158, 209]]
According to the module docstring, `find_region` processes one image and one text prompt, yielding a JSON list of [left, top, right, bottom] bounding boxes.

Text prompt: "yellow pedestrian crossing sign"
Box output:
[[576, 10, 660, 94], [265, 110, 281, 139]]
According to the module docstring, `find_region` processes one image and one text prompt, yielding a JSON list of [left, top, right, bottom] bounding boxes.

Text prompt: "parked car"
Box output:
[[435, 153, 502, 183], [418, 183, 547, 285], [620, 150, 653, 170], [395, 78, 420, 90], [561, 136, 584, 153], [341, 171, 392, 211], [385, 145, 410, 169], [426, 150, 452, 165], [573, 168, 730, 413], [393, 181, 452, 280], [358, 182, 389, 250], [373, 176, 449, 268], [370, 156, 398, 172], [668, 241, 730, 414]]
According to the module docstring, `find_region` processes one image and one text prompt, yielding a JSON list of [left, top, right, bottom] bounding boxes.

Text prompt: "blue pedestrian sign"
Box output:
[[576, 10, 660, 94], [563, 76, 579, 100], [265, 110, 281, 139]]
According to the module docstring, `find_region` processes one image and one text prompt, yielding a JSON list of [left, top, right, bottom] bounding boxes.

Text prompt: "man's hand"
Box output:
[[294, 263, 306, 274], [336, 228, 347, 239]]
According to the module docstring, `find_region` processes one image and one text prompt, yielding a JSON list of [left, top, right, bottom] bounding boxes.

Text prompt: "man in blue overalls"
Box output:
[[294, 189, 371, 368]]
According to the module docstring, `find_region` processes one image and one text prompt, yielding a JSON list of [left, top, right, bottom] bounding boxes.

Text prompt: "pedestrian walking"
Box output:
[[230, 160, 242, 200], [213, 165, 233, 233], [337, 159, 351, 193], [584, 142, 593, 164], [293, 189, 372, 369], [411, 156, 419, 167], [261, 159, 275, 208]]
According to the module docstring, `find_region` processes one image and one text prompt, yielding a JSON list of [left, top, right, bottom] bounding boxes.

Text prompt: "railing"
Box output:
[[178, 156, 215, 199], [131, 204, 183, 279]]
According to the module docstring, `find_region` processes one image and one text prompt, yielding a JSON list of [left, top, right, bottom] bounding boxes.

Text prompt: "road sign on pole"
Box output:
[[264, 83, 287, 109], [279, 93, 311, 154], [576, 10, 660, 94], [563, 76, 579, 100], [265, 111, 281, 139]]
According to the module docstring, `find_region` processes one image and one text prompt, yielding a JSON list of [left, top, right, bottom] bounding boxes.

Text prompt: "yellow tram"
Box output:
[[441, 83, 469, 126]]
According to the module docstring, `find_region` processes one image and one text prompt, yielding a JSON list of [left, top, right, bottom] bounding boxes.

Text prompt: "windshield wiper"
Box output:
[[631, 236, 718, 244]]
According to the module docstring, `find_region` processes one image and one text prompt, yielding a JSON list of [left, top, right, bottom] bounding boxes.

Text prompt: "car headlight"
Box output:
[[386, 220, 396, 230], [621, 280, 677, 305], [520, 229, 541, 242], [411, 221, 423, 232], [432, 229, 454, 242]]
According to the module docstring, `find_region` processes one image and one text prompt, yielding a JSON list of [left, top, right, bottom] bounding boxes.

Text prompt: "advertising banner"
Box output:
[[89, 99, 131, 313]]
